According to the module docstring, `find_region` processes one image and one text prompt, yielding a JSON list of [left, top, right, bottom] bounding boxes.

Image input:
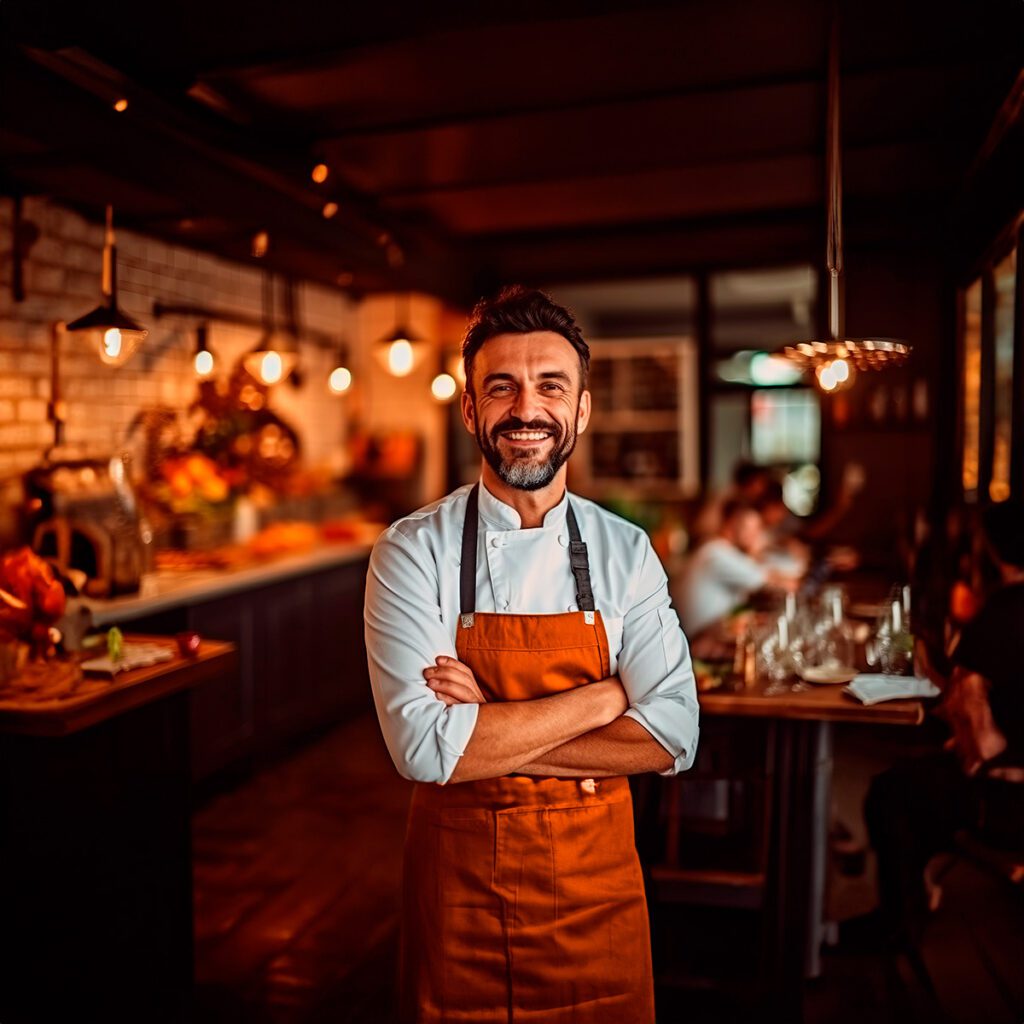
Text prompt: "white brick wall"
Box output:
[[0, 196, 460, 543]]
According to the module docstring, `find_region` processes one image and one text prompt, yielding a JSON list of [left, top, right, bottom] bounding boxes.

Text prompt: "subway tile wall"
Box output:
[[0, 196, 364, 539]]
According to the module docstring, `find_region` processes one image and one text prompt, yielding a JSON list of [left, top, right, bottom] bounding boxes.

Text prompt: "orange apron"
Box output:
[[399, 485, 655, 1023]]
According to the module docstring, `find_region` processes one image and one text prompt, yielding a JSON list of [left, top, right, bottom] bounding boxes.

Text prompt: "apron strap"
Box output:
[[460, 484, 480, 617], [459, 483, 596, 615], [566, 502, 596, 612]]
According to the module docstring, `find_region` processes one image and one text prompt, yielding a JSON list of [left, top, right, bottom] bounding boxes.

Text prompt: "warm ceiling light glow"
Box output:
[[387, 339, 415, 376], [102, 328, 123, 362], [831, 357, 850, 383], [431, 372, 457, 402], [251, 231, 269, 258], [194, 349, 215, 377], [258, 351, 283, 385], [329, 366, 353, 394], [113, 98, 128, 112], [311, 163, 329, 184], [322, 201, 338, 219]]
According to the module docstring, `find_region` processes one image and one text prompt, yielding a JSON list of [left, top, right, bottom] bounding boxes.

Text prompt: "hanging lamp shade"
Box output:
[[778, 5, 909, 392], [375, 293, 425, 377], [243, 332, 298, 386], [66, 205, 148, 368], [242, 273, 298, 385]]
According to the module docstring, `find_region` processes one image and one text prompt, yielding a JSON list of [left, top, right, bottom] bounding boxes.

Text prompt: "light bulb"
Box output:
[[260, 351, 284, 385], [816, 362, 838, 392], [832, 358, 850, 383], [103, 328, 122, 360], [388, 339, 414, 376], [194, 349, 215, 377], [329, 366, 353, 393], [431, 372, 457, 402]]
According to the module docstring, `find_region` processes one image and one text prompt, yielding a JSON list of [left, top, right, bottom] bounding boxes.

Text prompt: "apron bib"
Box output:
[[399, 485, 654, 1023]]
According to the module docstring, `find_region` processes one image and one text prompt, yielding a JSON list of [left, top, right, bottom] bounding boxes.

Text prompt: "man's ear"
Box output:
[[577, 389, 592, 436], [460, 389, 477, 435]]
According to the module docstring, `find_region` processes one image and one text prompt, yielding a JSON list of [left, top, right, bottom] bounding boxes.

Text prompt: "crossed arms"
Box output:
[[424, 656, 674, 782]]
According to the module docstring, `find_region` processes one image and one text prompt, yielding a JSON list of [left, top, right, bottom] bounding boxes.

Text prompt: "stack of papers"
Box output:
[[844, 674, 940, 706]]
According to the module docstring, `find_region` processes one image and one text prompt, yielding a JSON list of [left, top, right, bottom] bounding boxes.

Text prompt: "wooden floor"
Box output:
[[192, 715, 410, 1023], [191, 714, 1023, 1024]]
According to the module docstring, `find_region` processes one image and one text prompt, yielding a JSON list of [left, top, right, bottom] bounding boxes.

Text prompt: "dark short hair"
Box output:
[[755, 479, 785, 510], [721, 498, 761, 526], [983, 501, 1024, 568], [733, 460, 769, 490], [461, 285, 590, 394]]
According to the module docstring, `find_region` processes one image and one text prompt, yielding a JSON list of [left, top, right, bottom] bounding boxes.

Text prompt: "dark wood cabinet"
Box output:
[[126, 554, 371, 783], [186, 594, 257, 781]]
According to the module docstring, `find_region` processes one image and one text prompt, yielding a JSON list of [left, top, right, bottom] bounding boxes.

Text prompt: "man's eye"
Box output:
[[541, 382, 564, 392]]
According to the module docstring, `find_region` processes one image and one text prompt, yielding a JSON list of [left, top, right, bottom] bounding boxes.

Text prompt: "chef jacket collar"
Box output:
[[477, 479, 570, 531]]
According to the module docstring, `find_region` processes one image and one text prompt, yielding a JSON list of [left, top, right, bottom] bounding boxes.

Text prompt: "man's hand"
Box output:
[[424, 656, 487, 706]]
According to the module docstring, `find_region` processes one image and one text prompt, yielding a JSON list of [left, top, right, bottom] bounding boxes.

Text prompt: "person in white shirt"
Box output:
[[364, 285, 698, 1023], [675, 499, 799, 637]]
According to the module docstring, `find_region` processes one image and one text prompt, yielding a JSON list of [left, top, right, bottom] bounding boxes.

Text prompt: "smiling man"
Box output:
[[364, 286, 700, 1024]]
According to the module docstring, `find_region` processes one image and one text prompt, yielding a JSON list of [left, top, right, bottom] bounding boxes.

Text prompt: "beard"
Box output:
[[475, 409, 579, 492]]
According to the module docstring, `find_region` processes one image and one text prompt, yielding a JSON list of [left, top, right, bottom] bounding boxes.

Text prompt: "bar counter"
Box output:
[[72, 539, 375, 627], [67, 539, 376, 783]]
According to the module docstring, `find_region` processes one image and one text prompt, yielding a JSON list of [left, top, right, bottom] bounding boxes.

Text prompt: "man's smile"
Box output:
[[500, 430, 553, 446]]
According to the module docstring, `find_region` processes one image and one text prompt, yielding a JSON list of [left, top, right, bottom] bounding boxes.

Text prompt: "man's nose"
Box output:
[[510, 387, 543, 423]]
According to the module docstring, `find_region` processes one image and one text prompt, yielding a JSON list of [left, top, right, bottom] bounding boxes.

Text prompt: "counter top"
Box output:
[[0, 635, 237, 736], [74, 540, 374, 627]]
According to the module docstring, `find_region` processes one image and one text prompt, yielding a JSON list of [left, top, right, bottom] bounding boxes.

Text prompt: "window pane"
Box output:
[[750, 389, 820, 465], [990, 250, 1016, 502], [961, 277, 983, 496]]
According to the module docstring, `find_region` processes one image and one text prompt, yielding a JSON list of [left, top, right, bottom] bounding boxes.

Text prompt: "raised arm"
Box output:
[[365, 528, 625, 784]]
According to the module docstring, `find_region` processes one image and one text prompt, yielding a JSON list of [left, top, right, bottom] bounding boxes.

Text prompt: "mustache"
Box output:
[[490, 417, 561, 438]]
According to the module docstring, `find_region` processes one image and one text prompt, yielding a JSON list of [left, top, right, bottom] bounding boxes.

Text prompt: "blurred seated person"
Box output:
[[863, 501, 1024, 945], [691, 460, 772, 544], [755, 480, 811, 577], [674, 499, 801, 640]]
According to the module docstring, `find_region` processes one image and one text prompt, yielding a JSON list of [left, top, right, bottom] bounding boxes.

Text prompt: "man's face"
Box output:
[[731, 510, 767, 557], [461, 331, 591, 492]]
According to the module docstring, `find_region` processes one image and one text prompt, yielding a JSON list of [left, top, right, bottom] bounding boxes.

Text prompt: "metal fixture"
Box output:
[[66, 205, 148, 368], [780, 7, 910, 392], [376, 293, 424, 377]]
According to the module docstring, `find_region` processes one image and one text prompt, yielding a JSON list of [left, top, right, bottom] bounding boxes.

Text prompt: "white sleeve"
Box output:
[[618, 537, 701, 774], [364, 528, 478, 784], [705, 542, 767, 592]]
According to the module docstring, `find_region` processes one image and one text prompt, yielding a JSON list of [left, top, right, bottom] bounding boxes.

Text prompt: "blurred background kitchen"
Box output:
[[0, 1, 1021, 1022]]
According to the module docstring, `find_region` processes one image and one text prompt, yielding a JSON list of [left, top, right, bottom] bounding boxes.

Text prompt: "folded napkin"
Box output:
[[844, 674, 940, 705], [81, 642, 175, 677]]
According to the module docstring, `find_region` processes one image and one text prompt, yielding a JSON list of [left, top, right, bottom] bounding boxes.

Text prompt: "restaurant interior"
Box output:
[[0, 1, 1022, 1021]]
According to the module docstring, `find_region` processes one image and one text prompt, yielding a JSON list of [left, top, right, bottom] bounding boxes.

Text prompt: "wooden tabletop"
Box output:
[[698, 678, 926, 726], [0, 634, 238, 737]]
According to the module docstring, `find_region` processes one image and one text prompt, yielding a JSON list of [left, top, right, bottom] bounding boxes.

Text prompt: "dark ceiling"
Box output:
[[1, 0, 1021, 303]]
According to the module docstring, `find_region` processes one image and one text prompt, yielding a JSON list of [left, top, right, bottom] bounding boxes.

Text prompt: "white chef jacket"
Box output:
[[364, 481, 700, 784]]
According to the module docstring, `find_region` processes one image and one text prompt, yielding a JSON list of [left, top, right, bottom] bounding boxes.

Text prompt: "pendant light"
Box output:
[[193, 323, 215, 378], [328, 343, 353, 394], [66, 205, 148, 367], [779, 5, 910, 392], [243, 273, 297, 386], [376, 293, 424, 377]]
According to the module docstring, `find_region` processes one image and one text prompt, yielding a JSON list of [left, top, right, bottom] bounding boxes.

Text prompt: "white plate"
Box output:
[[799, 665, 859, 685]]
